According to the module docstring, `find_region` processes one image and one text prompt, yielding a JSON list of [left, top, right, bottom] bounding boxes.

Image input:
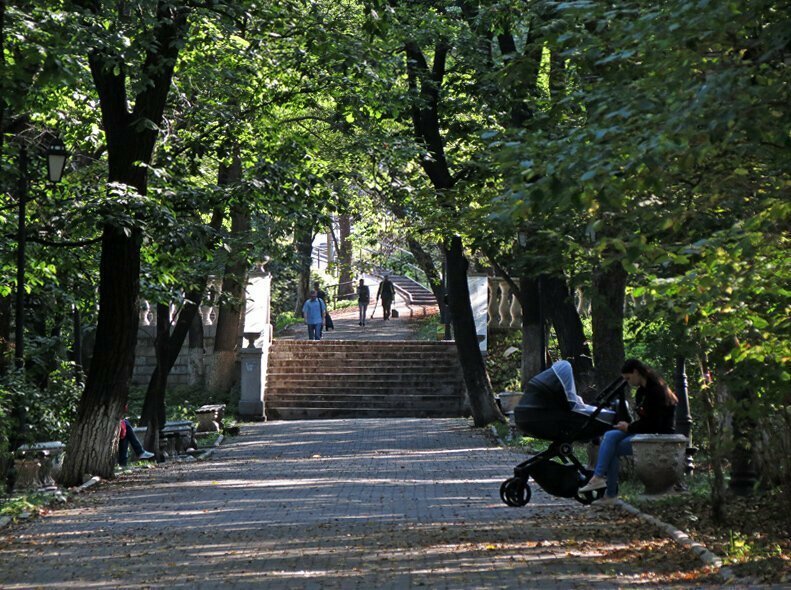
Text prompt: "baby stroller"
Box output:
[[499, 360, 630, 507]]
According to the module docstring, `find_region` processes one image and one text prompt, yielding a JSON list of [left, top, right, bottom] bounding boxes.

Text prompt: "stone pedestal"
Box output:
[[196, 404, 226, 432], [14, 442, 66, 492], [239, 340, 265, 418], [631, 434, 688, 494]]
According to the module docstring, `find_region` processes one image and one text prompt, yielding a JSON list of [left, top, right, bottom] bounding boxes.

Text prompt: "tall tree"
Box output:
[[60, 0, 190, 486]]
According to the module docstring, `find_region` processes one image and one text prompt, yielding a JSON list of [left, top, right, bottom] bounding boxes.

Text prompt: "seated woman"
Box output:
[[578, 358, 678, 504], [119, 407, 155, 466]]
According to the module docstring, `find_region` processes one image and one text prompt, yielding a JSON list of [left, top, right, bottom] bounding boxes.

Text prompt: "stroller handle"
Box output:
[[593, 377, 627, 404]]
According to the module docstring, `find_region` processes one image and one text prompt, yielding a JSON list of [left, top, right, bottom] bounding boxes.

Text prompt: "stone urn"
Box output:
[[630, 434, 688, 494]]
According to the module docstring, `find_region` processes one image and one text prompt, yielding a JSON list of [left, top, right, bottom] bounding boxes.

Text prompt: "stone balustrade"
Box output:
[[488, 278, 522, 331]]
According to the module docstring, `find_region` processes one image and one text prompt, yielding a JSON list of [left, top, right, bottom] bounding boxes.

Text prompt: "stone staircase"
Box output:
[[379, 273, 437, 306], [265, 340, 467, 419]]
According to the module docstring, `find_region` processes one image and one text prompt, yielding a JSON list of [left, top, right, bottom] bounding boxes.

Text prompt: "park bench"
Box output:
[[132, 420, 197, 458], [195, 404, 226, 433], [13, 442, 65, 493]]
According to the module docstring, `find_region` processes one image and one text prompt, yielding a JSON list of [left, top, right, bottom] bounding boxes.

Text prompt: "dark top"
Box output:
[[627, 380, 676, 434], [377, 279, 395, 302], [357, 285, 370, 304], [316, 288, 329, 305]]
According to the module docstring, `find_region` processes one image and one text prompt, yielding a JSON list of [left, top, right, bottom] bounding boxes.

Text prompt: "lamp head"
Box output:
[[46, 137, 68, 183]]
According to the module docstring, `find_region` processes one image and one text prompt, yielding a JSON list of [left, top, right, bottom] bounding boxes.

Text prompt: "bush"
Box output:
[[274, 311, 302, 333], [486, 331, 522, 393], [0, 365, 82, 447]]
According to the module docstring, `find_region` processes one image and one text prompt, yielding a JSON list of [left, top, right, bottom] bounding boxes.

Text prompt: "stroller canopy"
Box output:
[[523, 360, 616, 424]]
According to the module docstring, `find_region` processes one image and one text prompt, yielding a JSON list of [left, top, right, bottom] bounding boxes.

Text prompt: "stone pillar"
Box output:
[[509, 290, 522, 330], [467, 274, 489, 352], [239, 335, 265, 417], [497, 282, 511, 331], [238, 261, 272, 418], [487, 279, 500, 329]]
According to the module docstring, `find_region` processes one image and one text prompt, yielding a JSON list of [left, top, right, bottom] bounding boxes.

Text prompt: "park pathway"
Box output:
[[0, 419, 718, 589]]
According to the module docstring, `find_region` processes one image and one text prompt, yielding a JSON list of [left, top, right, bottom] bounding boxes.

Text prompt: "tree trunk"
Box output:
[[699, 354, 727, 521], [337, 215, 354, 299], [293, 225, 314, 314], [728, 388, 758, 492], [140, 285, 206, 455], [590, 259, 627, 390], [60, 225, 142, 485], [207, 154, 247, 394], [0, 295, 10, 375], [406, 237, 442, 306], [520, 275, 544, 389], [541, 275, 595, 396], [446, 236, 504, 426]]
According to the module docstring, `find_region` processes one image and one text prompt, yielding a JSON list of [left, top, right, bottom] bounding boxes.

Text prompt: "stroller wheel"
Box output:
[[500, 477, 532, 507]]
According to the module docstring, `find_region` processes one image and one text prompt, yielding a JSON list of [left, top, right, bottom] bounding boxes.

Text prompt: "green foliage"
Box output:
[[408, 315, 443, 342], [0, 491, 58, 518], [0, 366, 82, 447], [486, 331, 522, 393], [274, 311, 302, 334]]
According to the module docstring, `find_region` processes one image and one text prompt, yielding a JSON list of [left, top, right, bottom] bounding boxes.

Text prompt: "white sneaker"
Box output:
[[138, 451, 155, 460], [596, 495, 619, 506], [579, 475, 607, 493]]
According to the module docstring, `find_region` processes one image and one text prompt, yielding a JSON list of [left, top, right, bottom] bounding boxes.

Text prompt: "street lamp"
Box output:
[[15, 137, 68, 368], [46, 138, 68, 183]]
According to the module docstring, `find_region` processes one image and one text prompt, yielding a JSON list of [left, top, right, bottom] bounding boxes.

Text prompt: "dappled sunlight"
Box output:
[[0, 419, 715, 588]]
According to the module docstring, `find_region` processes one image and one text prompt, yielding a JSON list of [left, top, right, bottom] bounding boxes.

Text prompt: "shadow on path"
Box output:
[[0, 419, 721, 589]]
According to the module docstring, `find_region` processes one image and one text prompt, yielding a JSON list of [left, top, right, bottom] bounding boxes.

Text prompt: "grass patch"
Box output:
[[0, 491, 66, 518], [620, 472, 790, 583], [196, 432, 221, 448], [274, 311, 302, 333], [409, 315, 444, 341]]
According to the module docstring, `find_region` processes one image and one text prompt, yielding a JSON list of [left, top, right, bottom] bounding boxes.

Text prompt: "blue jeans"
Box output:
[[594, 429, 633, 497], [358, 304, 368, 325], [119, 419, 145, 466], [307, 323, 323, 340]]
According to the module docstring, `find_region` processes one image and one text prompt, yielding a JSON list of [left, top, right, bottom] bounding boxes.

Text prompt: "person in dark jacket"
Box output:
[[357, 279, 370, 327], [578, 359, 678, 503], [376, 275, 396, 320]]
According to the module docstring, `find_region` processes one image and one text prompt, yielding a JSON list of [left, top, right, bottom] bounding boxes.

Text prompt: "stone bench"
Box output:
[[195, 404, 226, 433], [14, 442, 66, 492], [133, 420, 197, 458]]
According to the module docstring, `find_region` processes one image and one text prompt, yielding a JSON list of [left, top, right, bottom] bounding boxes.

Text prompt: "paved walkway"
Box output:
[[281, 299, 437, 342], [0, 419, 717, 589]]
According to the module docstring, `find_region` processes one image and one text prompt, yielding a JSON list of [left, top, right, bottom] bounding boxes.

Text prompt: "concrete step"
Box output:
[[270, 341, 456, 351], [266, 393, 462, 406], [269, 349, 456, 361], [267, 384, 462, 396], [267, 368, 460, 378], [266, 407, 462, 420], [264, 339, 466, 420]]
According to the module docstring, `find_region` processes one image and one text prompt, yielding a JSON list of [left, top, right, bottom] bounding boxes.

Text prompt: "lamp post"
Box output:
[[14, 137, 68, 368]]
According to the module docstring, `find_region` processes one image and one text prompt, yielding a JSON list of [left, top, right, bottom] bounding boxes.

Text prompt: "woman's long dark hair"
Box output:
[[621, 359, 678, 406]]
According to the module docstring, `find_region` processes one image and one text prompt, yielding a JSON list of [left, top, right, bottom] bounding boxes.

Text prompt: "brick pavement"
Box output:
[[0, 419, 716, 589]]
